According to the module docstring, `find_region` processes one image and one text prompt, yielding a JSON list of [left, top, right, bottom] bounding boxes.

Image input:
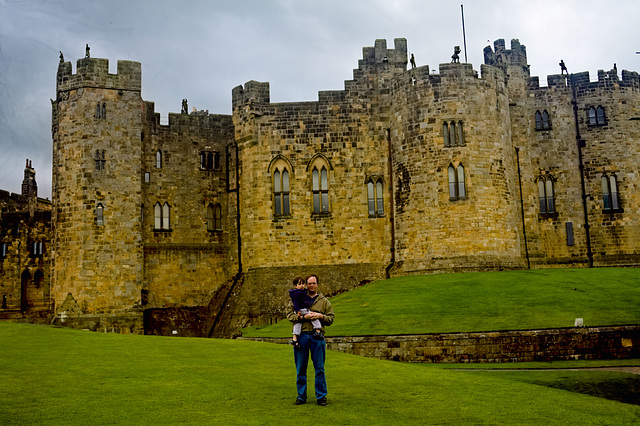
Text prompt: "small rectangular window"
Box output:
[[144, 172, 150, 183]]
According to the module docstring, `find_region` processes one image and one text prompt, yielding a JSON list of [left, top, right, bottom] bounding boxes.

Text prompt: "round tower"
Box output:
[[389, 59, 525, 273], [51, 53, 144, 331]]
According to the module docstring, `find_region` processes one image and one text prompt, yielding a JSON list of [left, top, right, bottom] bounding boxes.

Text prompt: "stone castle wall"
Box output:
[[41, 38, 640, 335]]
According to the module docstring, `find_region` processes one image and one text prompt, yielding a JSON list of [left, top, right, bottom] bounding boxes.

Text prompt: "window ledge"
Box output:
[[273, 214, 292, 221], [368, 214, 385, 218], [153, 228, 173, 233], [602, 208, 623, 214], [311, 212, 332, 219], [449, 197, 467, 202], [535, 127, 552, 131]]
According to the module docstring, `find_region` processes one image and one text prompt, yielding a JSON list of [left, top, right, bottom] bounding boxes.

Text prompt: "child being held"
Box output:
[[289, 277, 323, 347]]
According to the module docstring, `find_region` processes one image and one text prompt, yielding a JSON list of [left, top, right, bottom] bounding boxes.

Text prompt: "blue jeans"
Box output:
[[294, 332, 327, 401]]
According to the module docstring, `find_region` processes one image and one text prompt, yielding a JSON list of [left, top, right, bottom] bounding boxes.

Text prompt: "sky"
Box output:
[[1, 0, 638, 199]]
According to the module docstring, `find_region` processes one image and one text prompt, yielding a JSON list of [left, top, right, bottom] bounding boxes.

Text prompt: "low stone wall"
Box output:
[[240, 325, 640, 363]]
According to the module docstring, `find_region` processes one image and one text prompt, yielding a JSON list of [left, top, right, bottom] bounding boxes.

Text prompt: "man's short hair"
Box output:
[[306, 274, 319, 285]]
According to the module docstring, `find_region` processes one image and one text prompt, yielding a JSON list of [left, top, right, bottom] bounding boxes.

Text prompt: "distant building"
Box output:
[[5, 37, 640, 335], [0, 160, 51, 320]]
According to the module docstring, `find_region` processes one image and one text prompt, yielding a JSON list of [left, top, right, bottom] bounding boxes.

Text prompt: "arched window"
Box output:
[[154, 202, 162, 229], [101, 102, 106, 120], [273, 168, 290, 216], [96, 203, 104, 226], [206, 203, 215, 231], [588, 107, 596, 124], [96, 103, 101, 119], [596, 106, 605, 124], [367, 178, 384, 217], [602, 175, 619, 211], [542, 110, 550, 129], [214, 204, 222, 231], [448, 164, 466, 200], [312, 166, 329, 213], [537, 176, 556, 214], [162, 202, 171, 230], [450, 122, 457, 146], [457, 121, 464, 146], [442, 122, 450, 147], [156, 150, 163, 169], [535, 110, 551, 130]]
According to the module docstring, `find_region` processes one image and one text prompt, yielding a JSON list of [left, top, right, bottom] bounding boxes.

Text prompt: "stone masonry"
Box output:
[[23, 36, 639, 335]]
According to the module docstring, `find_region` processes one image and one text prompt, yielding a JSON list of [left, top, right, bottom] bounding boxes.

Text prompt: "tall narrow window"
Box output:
[[214, 204, 222, 231], [312, 166, 329, 213], [448, 164, 466, 200], [376, 180, 384, 216], [457, 121, 464, 146], [450, 122, 457, 147], [206, 203, 215, 231], [154, 202, 162, 229], [367, 181, 375, 216], [96, 203, 104, 226], [162, 202, 171, 230], [1, 242, 6, 258], [101, 103, 106, 120], [541, 110, 550, 129], [535, 111, 542, 129], [602, 175, 619, 211], [96, 103, 101, 119], [443, 123, 450, 147], [156, 150, 163, 169], [273, 168, 290, 216], [589, 107, 597, 125], [596, 106, 605, 124], [538, 176, 556, 214]]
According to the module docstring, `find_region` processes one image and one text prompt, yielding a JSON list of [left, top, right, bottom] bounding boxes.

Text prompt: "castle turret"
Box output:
[[21, 159, 37, 198], [52, 53, 144, 331]]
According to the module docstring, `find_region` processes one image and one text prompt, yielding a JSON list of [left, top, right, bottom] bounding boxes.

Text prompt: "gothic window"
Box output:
[[156, 150, 163, 169], [101, 103, 106, 120], [448, 164, 466, 200], [312, 166, 329, 213], [273, 168, 290, 216], [163, 202, 171, 229], [95, 103, 106, 119], [206, 203, 215, 231], [154, 202, 171, 230], [537, 176, 556, 214], [95, 150, 105, 170], [443, 123, 450, 147], [589, 106, 606, 125], [31, 241, 44, 257], [535, 110, 551, 130], [367, 178, 384, 217], [443, 121, 465, 146], [602, 174, 620, 212], [96, 203, 104, 226], [214, 204, 222, 231]]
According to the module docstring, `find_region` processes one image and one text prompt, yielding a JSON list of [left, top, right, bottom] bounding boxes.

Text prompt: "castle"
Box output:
[[2, 38, 639, 336]]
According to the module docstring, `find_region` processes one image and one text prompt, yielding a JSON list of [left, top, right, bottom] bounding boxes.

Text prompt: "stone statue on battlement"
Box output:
[[59, 51, 64, 63], [559, 60, 567, 75], [182, 98, 188, 114], [410, 53, 416, 69], [85, 44, 90, 58], [451, 46, 461, 63]]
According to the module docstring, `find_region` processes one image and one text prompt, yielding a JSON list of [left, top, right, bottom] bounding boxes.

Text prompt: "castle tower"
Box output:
[[51, 53, 144, 331], [21, 159, 37, 198], [388, 50, 525, 273]]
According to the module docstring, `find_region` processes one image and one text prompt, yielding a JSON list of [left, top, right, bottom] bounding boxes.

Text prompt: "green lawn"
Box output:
[[0, 322, 639, 424], [242, 268, 640, 338]]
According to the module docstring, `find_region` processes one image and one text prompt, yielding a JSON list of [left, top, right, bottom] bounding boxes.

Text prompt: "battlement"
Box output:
[[483, 38, 529, 75], [356, 38, 408, 75], [528, 68, 640, 92], [232, 81, 270, 110], [57, 57, 141, 94]]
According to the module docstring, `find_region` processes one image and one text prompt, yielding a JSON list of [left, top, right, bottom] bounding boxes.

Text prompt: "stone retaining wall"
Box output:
[[241, 325, 640, 363]]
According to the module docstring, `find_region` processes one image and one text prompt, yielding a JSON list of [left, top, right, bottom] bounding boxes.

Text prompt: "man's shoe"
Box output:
[[317, 397, 327, 406], [295, 398, 306, 405]]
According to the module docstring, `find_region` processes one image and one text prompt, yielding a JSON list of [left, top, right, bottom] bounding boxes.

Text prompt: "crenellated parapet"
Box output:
[[231, 80, 270, 111], [353, 38, 407, 79], [484, 38, 529, 75], [56, 57, 141, 97]]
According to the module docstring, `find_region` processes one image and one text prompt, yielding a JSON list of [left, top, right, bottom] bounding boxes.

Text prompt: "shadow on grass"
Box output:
[[532, 374, 640, 406]]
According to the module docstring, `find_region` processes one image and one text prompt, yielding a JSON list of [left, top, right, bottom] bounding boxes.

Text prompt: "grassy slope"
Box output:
[[242, 268, 640, 338], [1, 322, 638, 425]]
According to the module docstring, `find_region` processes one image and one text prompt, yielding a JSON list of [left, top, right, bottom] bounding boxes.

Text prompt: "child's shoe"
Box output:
[[312, 330, 324, 340], [290, 339, 301, 348]]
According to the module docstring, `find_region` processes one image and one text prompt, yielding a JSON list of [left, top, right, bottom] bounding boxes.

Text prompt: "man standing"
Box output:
[[286, 274, 334, 406]]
